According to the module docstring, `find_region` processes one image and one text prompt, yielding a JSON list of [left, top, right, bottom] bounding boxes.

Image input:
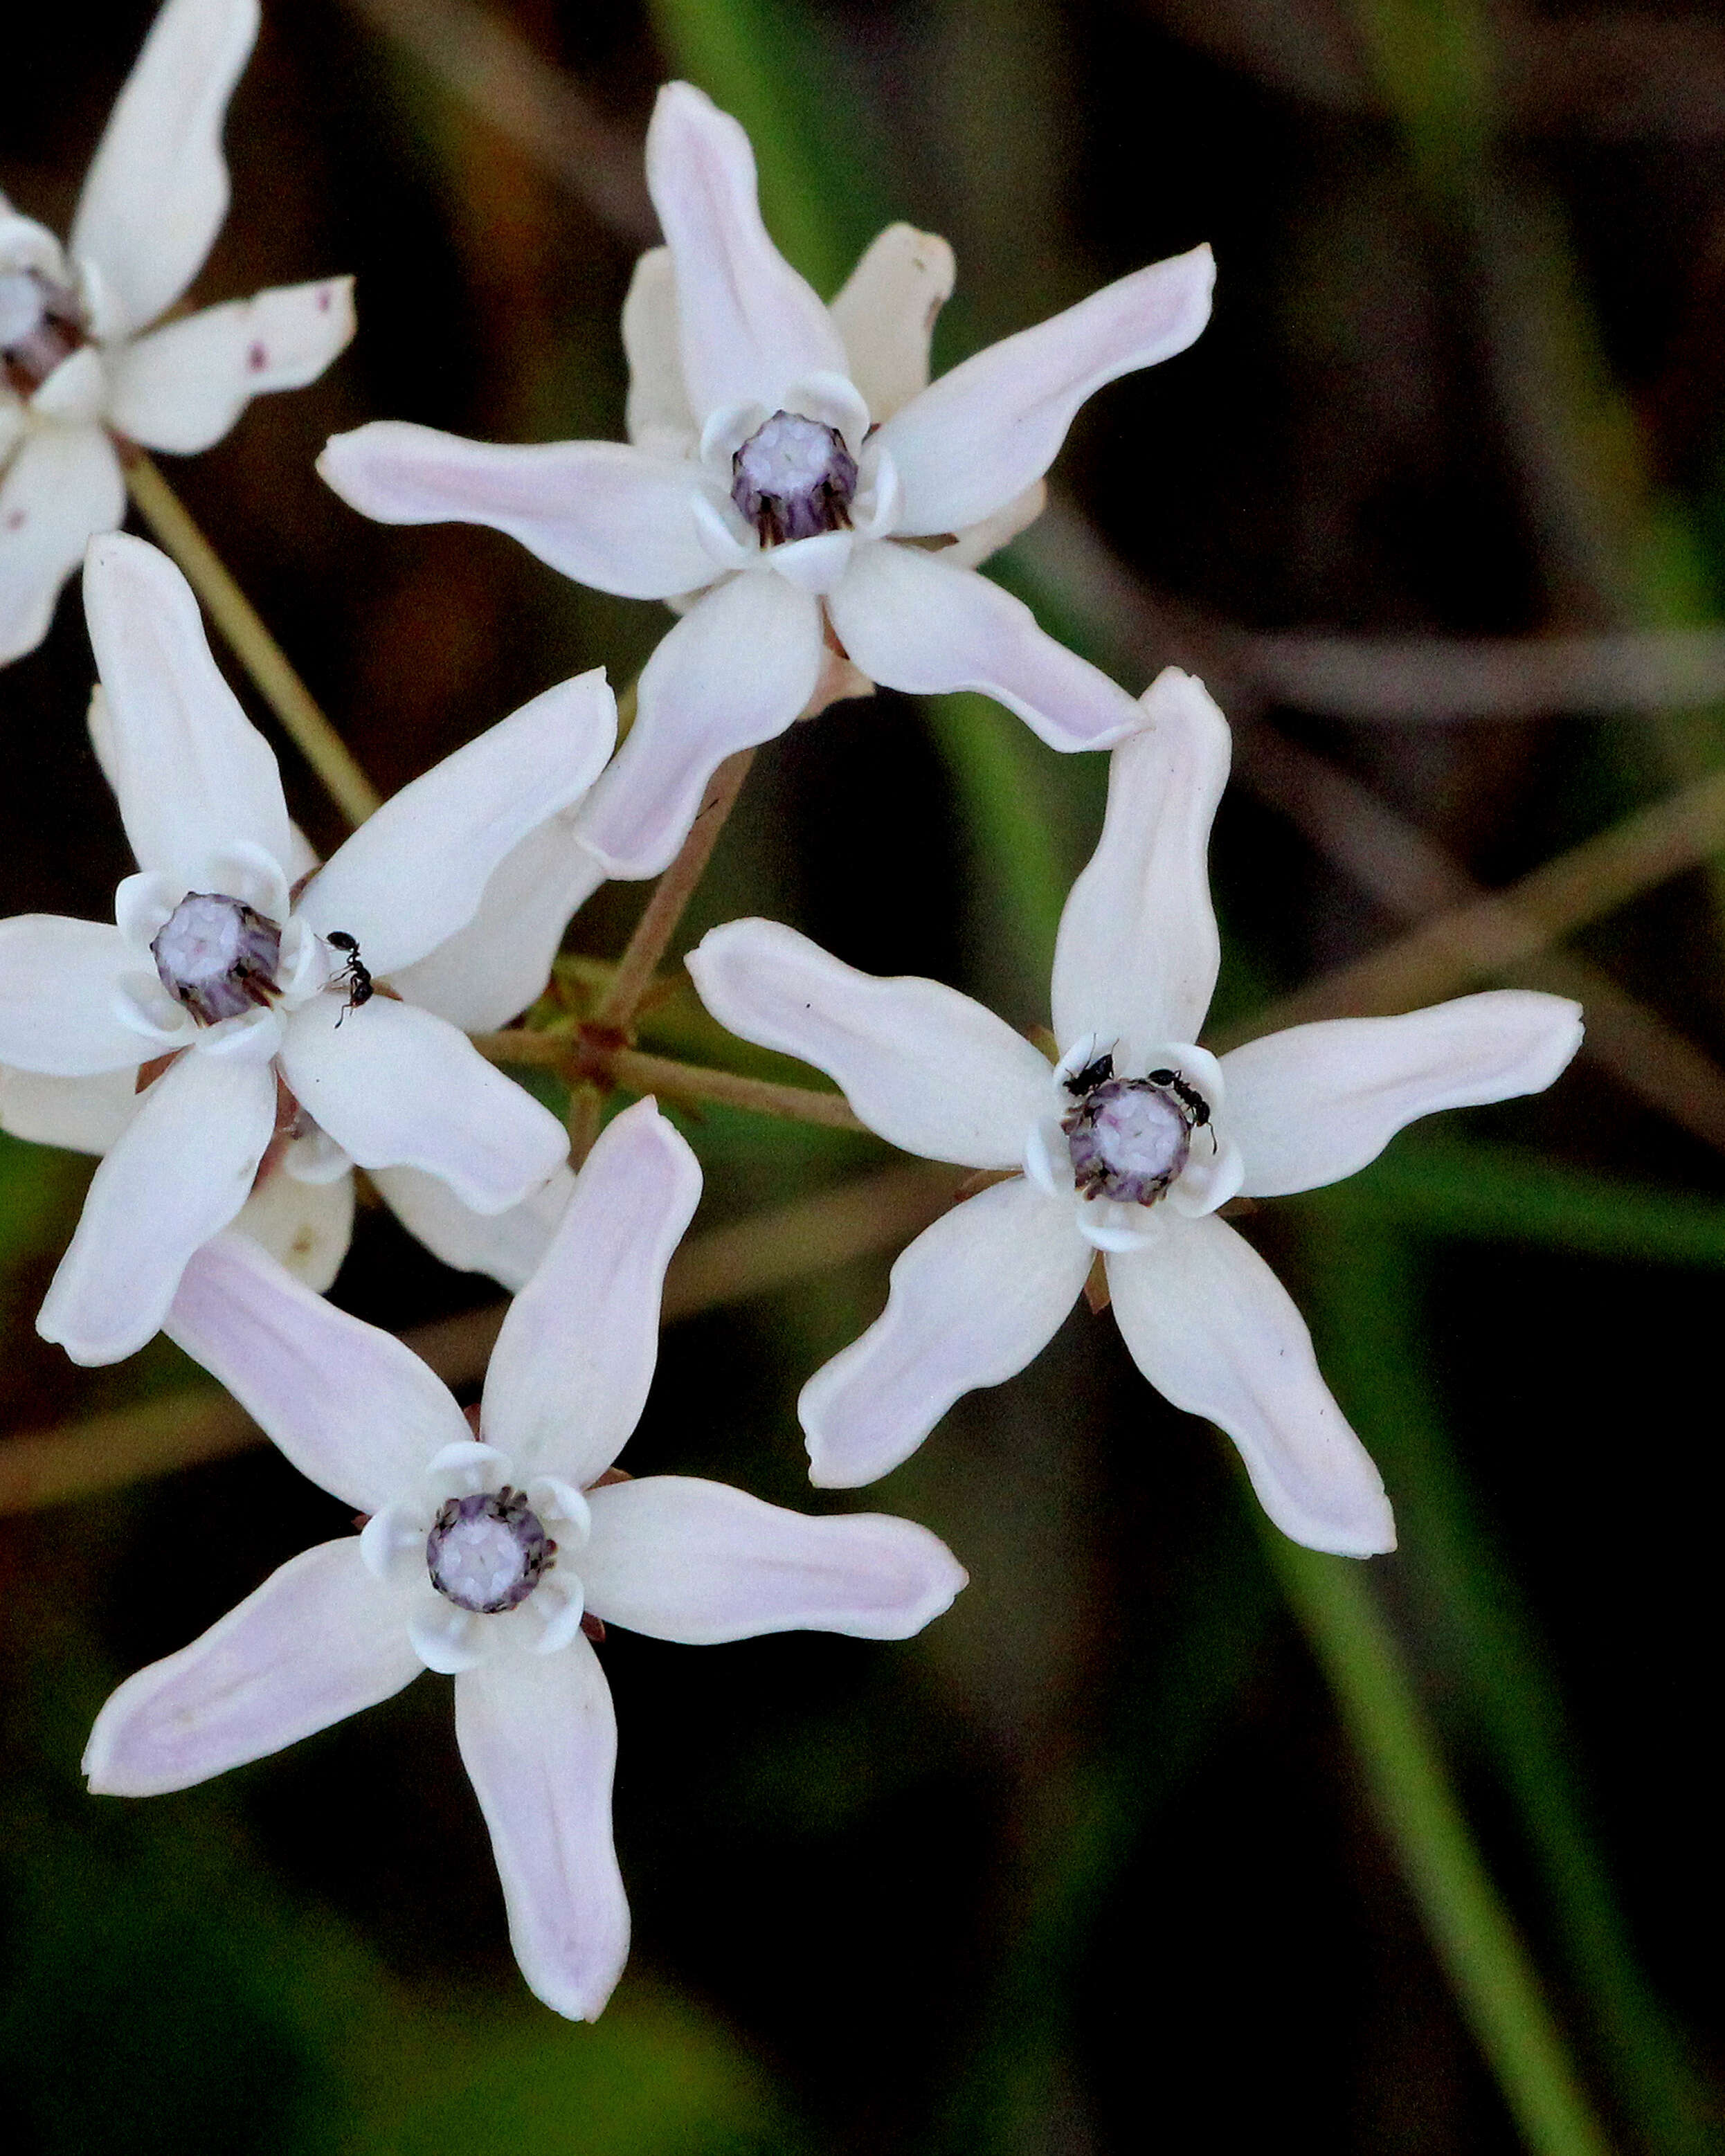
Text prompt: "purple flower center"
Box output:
[[1064, 1076, 1194, 1205], [0, 269, 87, 397], [731, 410, 858, 547], [150, 892, 283, 1026], [426, 1488, 552, 1614]]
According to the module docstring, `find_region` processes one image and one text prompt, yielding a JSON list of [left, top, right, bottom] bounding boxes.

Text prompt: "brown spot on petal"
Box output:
[[247, 341, 268, 372]]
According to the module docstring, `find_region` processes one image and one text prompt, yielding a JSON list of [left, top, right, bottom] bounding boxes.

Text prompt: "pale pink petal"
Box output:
[[84, 1540, 419, 1795], [0, 914, 154, 1074], [877, 243, 1214, 535], [1051, 669, 1230, 1060], [454, 1637, 629, 2022], [0, 424, 125, 663], [233, 1163, 354, 1291], [1225, 993, 1586, 1199], [583, 1475, 966, 1642], [800, 1177, 1090, 1487], [107, 278, 355, 453], [278, 994, 567, 1214], [70, 0, 260, 336], [941, 480, 1047, 572], [482, 1100, 699, 1482], [574, 571, 822, 878], [827, 543, 1140, 750], [388, 811, 606, 1033], [0, 1064, 138, 1154], [371, 1163, 572, 1293], [298, 671, 615, 977], [317, 423, 716, 601], [621, 246, 696, 453], [1106, 1215, 1395, 1557], [166, 1229, 469, 1510], [689, 917, 1051, 1168], [829, 224, 955, 422], [84, 533, 293, 886], [36, 1044, 275, 1365], [644, 81, 848, 422]]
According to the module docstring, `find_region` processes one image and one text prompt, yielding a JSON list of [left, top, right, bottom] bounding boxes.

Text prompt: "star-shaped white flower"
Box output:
[[0, 532, 614, 1364], [83, 1098, 966, 2022], [318, 80, 1213, 879], [0, 0, 354, 662], [687, 670, 1585, 1557]]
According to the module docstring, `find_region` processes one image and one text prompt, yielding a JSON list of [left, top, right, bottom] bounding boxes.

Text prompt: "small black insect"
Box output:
[[327, 930, 373, 1026], [1063, 1048, 1117, 1097], [1147, 1067, 1216, 1146]]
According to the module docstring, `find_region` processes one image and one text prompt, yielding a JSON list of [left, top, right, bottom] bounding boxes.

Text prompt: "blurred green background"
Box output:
[[6, 1, 1725, 2149]]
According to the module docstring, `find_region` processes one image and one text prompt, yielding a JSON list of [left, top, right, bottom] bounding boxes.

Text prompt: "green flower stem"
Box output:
[[125, 455, 381, 828], [1268, 1539, 1613, 2156], [469, 1029, 863, 1130]]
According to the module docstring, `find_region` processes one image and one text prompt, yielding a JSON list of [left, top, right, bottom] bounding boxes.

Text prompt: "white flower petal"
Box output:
[[0, 914, 157, 1074], [69, 0, 260, 336], [107, 278, 355, 453], [1, 202, 68, 282], [298, 671, 615, 978], [827, 543, 1140, 750], [372, 1163, 572, 1294], [1225, 993, 1587, 1199], [575, 570, 823, 878], [1106, 1214, 1396, 1557], [644, 81, 849, 424], [877, 242, 1214, 536], [800, 1177, 1090, 1487], [1051, 668, 1230, 1062], [689, 917, 1052, 1168], [0, 424, 125, 663], [482, 1100, 700, 1483], [84, 532, 293, 887], [232, 1161, 354, 1290], [30, 345, 109, 424], [83, 1539, 420, 1795], [166, 1228, 471, 1510], [454, 1636, 629, 2023], [941, 480, 1047, 572], [317, 423, 716, 601], [582, 1475, 966, 1642], [36, 1045, 275, 1365], [0, 1062, 138, 1153], [278, 993, 566, 1213], [621, 245, 696, 453], [829, 224, 956, 423], [388, 812, 606, 1033]]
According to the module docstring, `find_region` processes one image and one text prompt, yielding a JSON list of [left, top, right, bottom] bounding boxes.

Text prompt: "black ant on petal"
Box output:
[[1147, 1067, 1218, 1151], [1063, 1048, 1117, 1096], [327, 931, 373, 1026]]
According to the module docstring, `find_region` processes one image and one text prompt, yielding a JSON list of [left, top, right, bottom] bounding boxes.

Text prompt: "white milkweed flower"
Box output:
[[0, 0, 355, 663], [0, 533, 614, 1364], [687, 670, 1585, 1557], [82, 1098, 967, 2022], [318, 80, 1213, 880]]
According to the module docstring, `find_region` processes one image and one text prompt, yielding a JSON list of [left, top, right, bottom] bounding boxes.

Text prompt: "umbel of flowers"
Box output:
[[0, 6, 1594, 2038]]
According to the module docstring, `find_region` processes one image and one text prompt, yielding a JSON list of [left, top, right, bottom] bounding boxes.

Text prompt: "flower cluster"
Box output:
[[0, 2, 1582, 2024]]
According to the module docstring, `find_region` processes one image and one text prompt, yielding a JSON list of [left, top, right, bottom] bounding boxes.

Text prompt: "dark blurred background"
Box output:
[[6, 3, 1725, 2150]]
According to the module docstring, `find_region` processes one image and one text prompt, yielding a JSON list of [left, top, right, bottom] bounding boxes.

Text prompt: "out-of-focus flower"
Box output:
[[0, 0, 354, 662], [82, 1099, 967, 2022], [319, 80, 1213, 878], [688, 670, 1585, 1557], [0, 534, 611, 1363]]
